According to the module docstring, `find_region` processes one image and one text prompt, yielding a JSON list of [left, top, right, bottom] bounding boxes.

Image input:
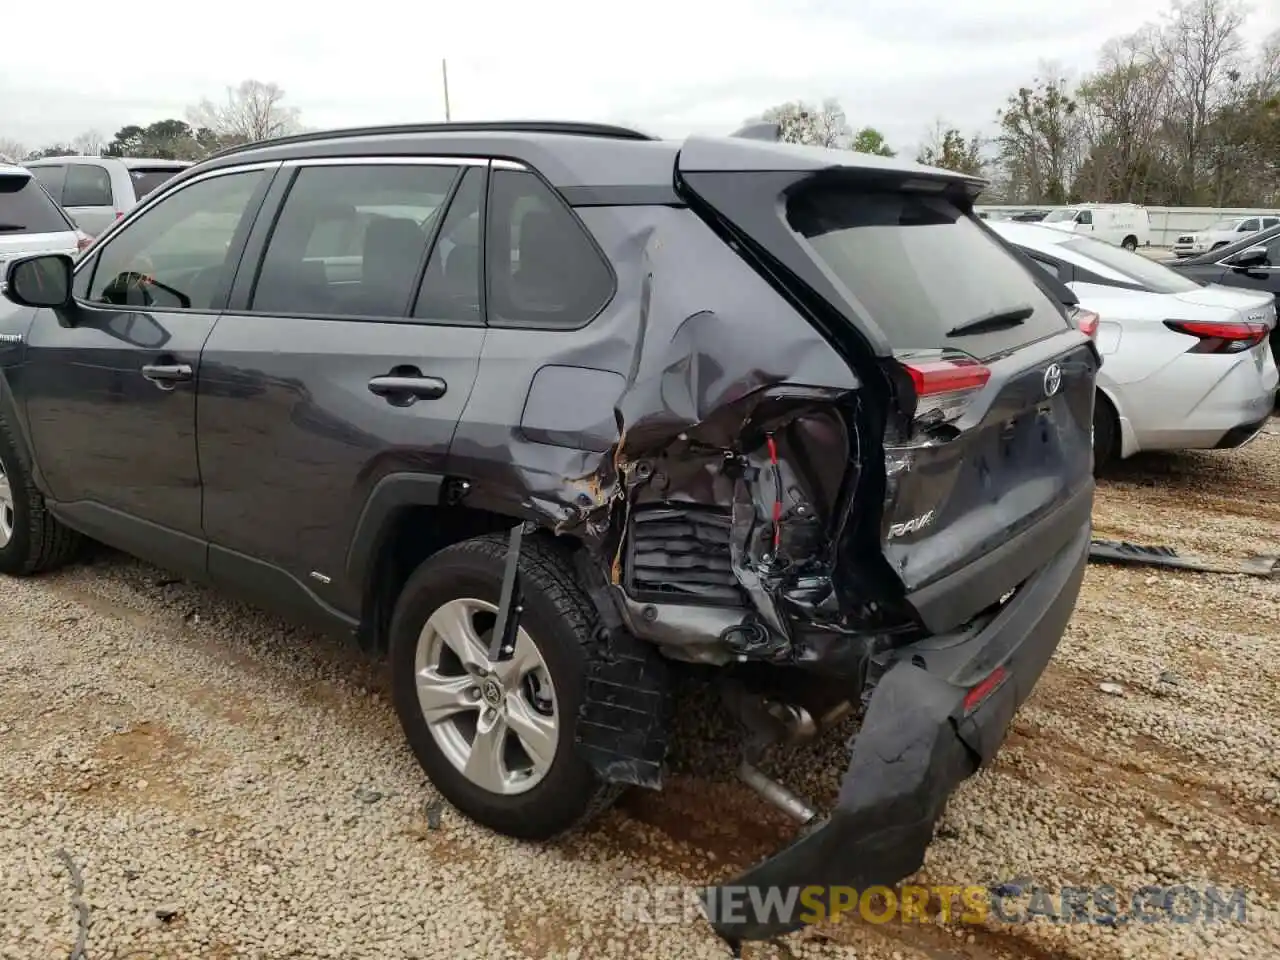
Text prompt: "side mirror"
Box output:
[[3, 254, 75, 309], [1228, 245, 1269, 269]]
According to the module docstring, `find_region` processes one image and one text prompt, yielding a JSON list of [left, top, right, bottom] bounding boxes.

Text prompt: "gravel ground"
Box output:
[[1, 425, 1277, 960]]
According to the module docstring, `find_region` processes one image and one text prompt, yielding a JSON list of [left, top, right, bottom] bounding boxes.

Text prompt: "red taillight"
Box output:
[[75, 233, 93, 252], [963, 664, 1008, 715], [114, 211, 124, 220], [1163, 319, 1268, 354], [902, 357, 991, 397], [896, 352, 992, 432], [1073, 308, 1100, 339]]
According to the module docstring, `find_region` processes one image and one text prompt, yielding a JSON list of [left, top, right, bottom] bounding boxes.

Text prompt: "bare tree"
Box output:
[[996, 64, 1084, 203], [1075, 28, 1170, 201], [1160, 0, 1246, 202], [71, 129, 106, 156], [755, 99, 851, 147], [187, 79, 303, 145], [0, 137, 25, 164]]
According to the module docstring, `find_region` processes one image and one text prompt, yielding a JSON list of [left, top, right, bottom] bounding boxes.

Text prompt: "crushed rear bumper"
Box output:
[[702, 522, 1090, 945]]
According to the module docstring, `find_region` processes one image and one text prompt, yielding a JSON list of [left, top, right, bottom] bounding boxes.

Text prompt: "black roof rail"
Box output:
[[729, 121, 782, 141], [205, 120, 658, 161]]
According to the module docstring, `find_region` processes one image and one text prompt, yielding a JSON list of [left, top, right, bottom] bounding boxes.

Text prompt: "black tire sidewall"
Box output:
[[388, 544, 600, 839], [1122, 237, 1137, 251], [1093, 393, 1117, 470], [0, 425, 34, 573]]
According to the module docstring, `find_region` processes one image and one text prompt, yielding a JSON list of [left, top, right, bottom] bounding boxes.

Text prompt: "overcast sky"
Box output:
[[3, 0, 1277, 155]]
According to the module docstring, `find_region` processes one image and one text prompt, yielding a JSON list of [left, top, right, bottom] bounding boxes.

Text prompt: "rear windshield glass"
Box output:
[[129, 167, 183, 199], [0, 173, 73, 235], [1059, 236, 1202, 294], [787, 185, 1067, 357]]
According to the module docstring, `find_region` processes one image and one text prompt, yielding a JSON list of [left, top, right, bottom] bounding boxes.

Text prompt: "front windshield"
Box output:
[[1061, 236, 1202, 294], [1043, 209, 1078, 223], [1208, 219, 1243, 232]]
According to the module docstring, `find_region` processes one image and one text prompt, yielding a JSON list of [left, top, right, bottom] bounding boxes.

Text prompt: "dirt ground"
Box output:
[[1, 425, 1277, 960]]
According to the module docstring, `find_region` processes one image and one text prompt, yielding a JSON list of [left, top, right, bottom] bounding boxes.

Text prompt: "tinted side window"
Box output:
[[1239, 219, 1259, 232], [250, 163, 458, 319], [30, 165, 66, 203], [413, 167, 484, 325], [485, 168, 614, 329], [0, 174, 73, 234], [63, 164, 114, 207], [1076, 210, 1093, 225], [87, 170, 267, 312]]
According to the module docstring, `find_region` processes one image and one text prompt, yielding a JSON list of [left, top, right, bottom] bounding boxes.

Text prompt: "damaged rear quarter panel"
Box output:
[[448, 203, 866, 656]]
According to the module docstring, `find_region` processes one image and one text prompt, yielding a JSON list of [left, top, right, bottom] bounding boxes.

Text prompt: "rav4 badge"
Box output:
[[889, 510, 935, 539]]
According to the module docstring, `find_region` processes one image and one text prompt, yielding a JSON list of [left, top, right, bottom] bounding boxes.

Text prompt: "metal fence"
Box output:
[[974, 205, 1280, 248]]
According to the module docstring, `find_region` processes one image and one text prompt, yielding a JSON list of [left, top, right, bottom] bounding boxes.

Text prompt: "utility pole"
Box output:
[[442, 59, 452, 122]]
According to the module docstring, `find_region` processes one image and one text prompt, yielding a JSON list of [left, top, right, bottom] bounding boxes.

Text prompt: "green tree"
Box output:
[[916, 123, 983, 174], [850, 127, 895, 157]]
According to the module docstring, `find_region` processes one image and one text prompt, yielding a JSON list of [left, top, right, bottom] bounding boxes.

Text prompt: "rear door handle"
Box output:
[[141, 363, 193, 386], [367, 374, 447, 404]]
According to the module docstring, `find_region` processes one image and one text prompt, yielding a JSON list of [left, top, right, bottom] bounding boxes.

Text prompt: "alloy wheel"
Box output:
[[0, 460, 13, 548], [413, 597, 559, 795]]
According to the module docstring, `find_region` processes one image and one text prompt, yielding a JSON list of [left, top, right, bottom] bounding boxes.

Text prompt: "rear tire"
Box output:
[[388, 532, 622, 840], [0, 415, 83, 576], [1092, 392, 1119, 472], [1121, 236, 1138, 252]]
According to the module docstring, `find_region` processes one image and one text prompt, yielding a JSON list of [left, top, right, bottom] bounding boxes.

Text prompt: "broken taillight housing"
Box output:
[[895, 351, 992, 432], [1163, 319, 1268, 354], [1069, 306, 1100, 339]]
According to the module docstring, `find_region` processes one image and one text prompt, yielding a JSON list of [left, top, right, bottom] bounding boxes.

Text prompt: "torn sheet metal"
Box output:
[[448, 203, 894, 670], [1088, 539, 1279, 578]]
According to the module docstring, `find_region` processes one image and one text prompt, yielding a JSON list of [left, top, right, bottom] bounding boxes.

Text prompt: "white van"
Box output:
[[1040, 203, 1151, 251]]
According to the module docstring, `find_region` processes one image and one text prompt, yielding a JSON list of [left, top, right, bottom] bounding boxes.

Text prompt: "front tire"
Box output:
[[0, 415, 83, 576], [1121, 236, 1138, 252], [388, 532, 621, 840]]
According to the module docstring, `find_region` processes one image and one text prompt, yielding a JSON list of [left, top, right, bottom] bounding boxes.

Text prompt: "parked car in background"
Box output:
[[1171, 215, 1280, 258], [990, 220, 1277, 467], [1040, 203, 1151, 251], [23, 156, 191, 237], [0, 164, 90, 276], [1009, 210, 1048, 222], [1169, 223, 1280, 373], [0, 119, 1099, 947]]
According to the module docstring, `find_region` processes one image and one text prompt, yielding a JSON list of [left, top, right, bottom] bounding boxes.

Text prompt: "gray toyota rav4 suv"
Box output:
[[0, 121, 1099, 946]]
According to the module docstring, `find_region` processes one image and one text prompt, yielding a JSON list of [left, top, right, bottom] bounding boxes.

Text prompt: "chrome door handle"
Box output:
[[367, 375, 447, 404], [141, 363, 192, 387]]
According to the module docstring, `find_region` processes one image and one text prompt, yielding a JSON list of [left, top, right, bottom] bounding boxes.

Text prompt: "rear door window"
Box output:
[[63, 164, 114, 207], [29, 165, 67, 203], [0, 173, 74, 235], [787, 185, 1067, 358], [129, 167, 185, 200], [249, 162, 458, 319], [485, 168, 614, 329]]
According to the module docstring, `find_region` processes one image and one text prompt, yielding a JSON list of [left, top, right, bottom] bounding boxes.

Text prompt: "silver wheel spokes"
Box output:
[[0, 461, 13, 548], [414, 597, 558, 796]]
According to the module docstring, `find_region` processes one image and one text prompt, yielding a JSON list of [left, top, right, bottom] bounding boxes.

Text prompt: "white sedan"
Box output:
[[989, 220, 1278, 467]]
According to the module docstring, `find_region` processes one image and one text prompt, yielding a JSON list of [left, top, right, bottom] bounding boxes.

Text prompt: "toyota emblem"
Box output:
[[1043, 363, 1062, 398]]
